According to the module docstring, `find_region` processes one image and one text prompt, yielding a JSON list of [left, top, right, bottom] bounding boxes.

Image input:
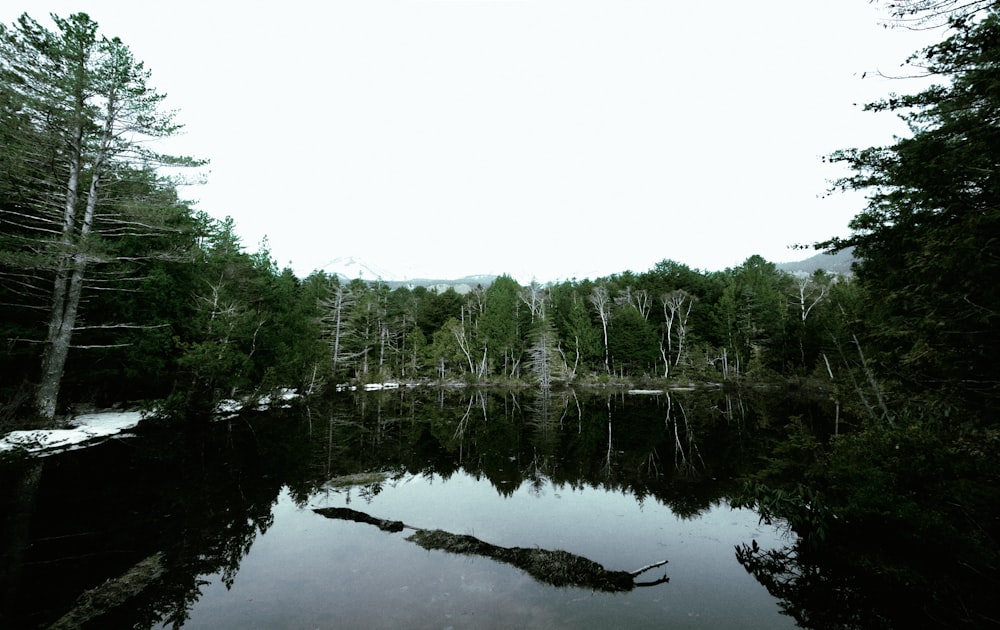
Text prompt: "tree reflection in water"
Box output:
[[6, 386, 932, 628]]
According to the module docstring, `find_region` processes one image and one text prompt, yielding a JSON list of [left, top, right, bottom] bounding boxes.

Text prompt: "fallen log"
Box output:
[[48, 552, 165, 629], [312, 506, 404, 532], [312, 507, 668, 592]]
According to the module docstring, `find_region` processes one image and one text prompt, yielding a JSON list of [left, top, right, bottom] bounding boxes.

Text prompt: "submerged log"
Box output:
[[312, 506, 404, 532], [49, 552, 165, 629], [313, 507, 668, 592], [407, 528, 648, 592]]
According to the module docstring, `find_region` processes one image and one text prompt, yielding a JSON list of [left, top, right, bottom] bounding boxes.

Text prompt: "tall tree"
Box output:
[[821, 9, 1000, 417], [173, 217, 266, 412], [607, 305, 659, 376], [0, 12, 198, 420], [589, 285, 612, 374], [550, 281, 602, 376], [319, 277, 358, 377], [525, 302, 565, 389], [787, 271, 833, 372], [479, 275, 522, 378], [660, 289, 694, 374], [718, 256, 788, 375]]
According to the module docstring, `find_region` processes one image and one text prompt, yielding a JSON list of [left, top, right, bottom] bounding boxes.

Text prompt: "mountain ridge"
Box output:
[[776, 247, 855, 276], [308, 250, 856, 290]]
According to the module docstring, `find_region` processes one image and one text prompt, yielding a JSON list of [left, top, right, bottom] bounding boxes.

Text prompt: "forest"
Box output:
[[1, 2, 998, 625], [0, 12, 860, 420]]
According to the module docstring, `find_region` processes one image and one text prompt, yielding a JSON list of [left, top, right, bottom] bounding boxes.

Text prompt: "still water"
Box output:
[[1, 388, 811, 628], [180, 478, 790, 629]]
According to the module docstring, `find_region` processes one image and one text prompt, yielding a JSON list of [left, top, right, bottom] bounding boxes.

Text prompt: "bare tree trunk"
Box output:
[[852, 333, 893, 425], [35, 259, 87, 419], [451, 319, 477, 375], [322, 284, 355, 373], [675, 299, 692, 366], [590, 286, 611, 374], [521, 281, 545, 323], [35, 111, 111, 420], [793, 275, 830, 368], [631, 289, 651, 320]]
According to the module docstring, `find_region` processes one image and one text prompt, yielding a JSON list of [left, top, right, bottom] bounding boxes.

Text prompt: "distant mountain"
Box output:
[[313, 256, 497, 293], [314, 250, 857, 290], [777, 247, 856, 277], [384, 275, 498, 295], [318, 256, 403, 282]]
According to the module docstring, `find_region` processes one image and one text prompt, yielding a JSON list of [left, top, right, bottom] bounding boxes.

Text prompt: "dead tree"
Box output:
[[589, 286, 612, 374]]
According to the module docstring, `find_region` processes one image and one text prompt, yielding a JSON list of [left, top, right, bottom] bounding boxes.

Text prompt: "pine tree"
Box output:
[[0, 13, 200, 420], [822, 9, 1000, 418]]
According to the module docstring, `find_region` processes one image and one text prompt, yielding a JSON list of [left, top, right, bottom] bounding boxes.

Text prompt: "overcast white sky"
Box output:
[[4, 1, 944, 282]]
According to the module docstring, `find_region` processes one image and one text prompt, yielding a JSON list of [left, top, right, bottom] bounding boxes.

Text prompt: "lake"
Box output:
[[1, 388, 823, 628]]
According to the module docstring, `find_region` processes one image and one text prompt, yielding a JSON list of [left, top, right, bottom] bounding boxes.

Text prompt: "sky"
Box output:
[[3, 1, 946, 282]]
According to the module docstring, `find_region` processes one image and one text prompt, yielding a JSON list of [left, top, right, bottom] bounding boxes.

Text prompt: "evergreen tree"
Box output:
[[479, 275, 522, 378], [607, 305, 659, 377], [718, 256, 789, 375], [0, 12, 200, 420], [822, 8, 1000, 419], [549, 281, 602, 376]]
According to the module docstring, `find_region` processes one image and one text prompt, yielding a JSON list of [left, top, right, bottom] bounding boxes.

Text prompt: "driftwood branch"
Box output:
[[630, 559, 670, 577], [312, 506, 668, 592]]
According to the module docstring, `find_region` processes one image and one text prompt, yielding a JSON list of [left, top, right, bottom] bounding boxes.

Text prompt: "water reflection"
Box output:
[[0, 415, 307, 629], [0, 388, 830, 628]]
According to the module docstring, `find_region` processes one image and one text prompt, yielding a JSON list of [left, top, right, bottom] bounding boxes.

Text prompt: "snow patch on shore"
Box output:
[[1, 389, 303, 456], [0, 411, 144, 455]]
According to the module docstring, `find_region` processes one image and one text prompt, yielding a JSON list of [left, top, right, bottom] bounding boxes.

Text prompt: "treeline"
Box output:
[[2, 193, 860, 421], [304, 257, 855, 389]]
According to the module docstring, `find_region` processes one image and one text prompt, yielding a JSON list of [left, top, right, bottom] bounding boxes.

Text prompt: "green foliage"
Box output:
[[607, 306, 659, 375], [479, 275, 523, 376], [415, 287, 463, 339], [164, 217, 327, 413], [822, 9, 1000, 421], [718, 256, 791, 375], [549, 282, 603, 373], [425, 318, 460, 379], [733, 480, 833, 550], [757, 417, 828, 482], [824, 422, 998, 561], [726, 12, 1000, 624]]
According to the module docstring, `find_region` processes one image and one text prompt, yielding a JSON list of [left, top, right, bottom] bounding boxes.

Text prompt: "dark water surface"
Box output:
[[177, 479, 789, 629], [1, 388, 817, 628]]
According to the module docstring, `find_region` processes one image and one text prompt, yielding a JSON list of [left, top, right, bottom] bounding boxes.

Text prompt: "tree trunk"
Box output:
[[590, 286, 611, 374], [35, 261, 86, 419], [34, 110, 110, 421]]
